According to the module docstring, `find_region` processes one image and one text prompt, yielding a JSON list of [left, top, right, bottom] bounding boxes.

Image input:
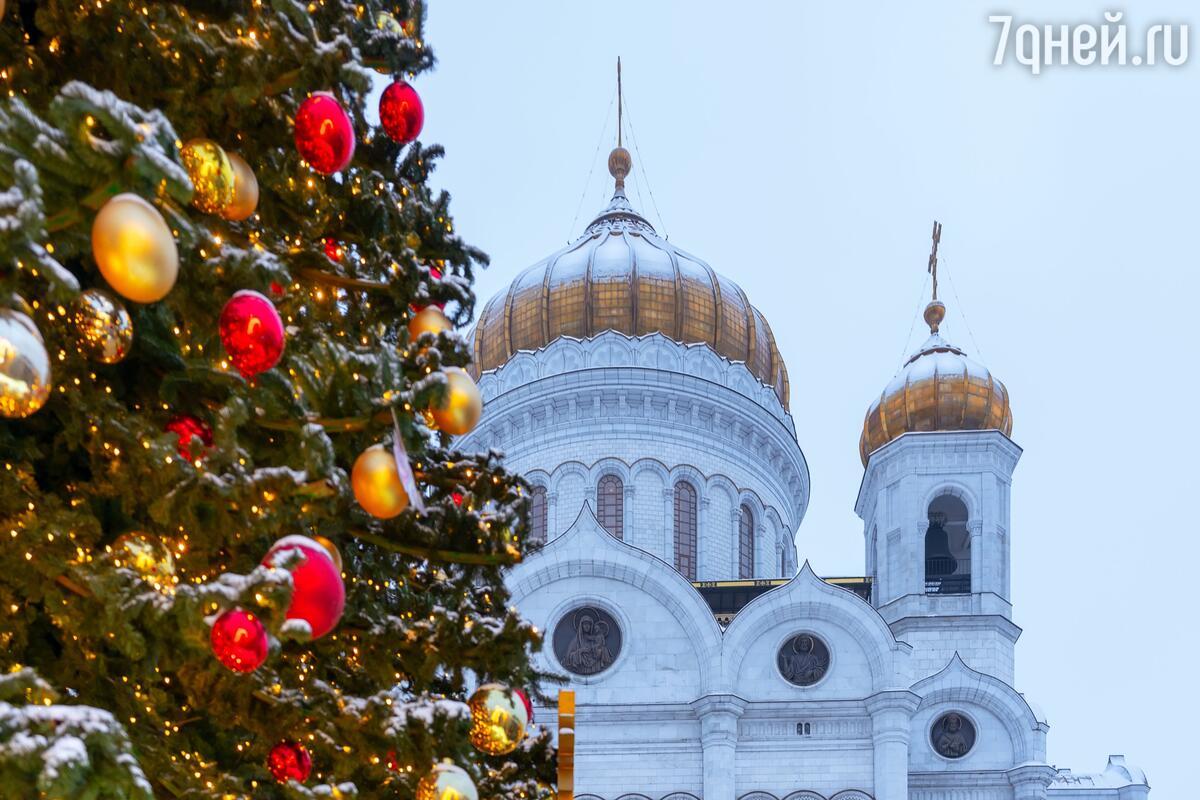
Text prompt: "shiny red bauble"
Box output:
[[164, 414, 212, 461], [219, 290, 285, 378], [323, 237, 344, 262], [379, 81, 424, 144], [210, 608, 268, 672], [268, 740, 312, 783], [294, 92, 355, 174], [262, 535, 344, 640], [514, 687, 533, 723]]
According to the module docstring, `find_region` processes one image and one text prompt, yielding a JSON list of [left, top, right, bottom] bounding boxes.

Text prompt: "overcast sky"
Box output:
[[406, 1, 1196, 793]]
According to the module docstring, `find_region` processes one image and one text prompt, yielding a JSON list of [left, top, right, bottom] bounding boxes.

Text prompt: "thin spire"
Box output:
[[607, 56, 632, 196], [617, 57, 623, 148], [924, 220, 947, 333]]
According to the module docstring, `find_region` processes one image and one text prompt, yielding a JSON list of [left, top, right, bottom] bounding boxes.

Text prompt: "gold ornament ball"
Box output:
[[111, 531, 176, 591], [0, 309, 51, 418], [311, 534, 344, 573], [91, 193, 179, 303], [376, 11, 404, 35], [416, 761, 477, 800], [468, 683, 529, 756], [351, 444, 410, 519], [221, 152, 259, 221], [408, 306, 451, 342], [73, 288, 133, 364], [181, 138, 236, 214], [429, 367, 482, 436]]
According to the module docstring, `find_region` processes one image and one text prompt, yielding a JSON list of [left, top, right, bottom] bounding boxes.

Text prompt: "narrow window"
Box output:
[[597, 475, 623, 540], [529, 486, 548, 547], [673, 481, 698, 579], [738, 504, 755, 579]]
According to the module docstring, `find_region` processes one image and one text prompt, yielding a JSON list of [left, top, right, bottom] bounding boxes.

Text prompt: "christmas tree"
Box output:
[[0, 1, 554, 798]]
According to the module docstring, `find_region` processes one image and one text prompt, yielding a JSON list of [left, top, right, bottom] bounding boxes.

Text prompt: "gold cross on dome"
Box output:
[[928, 220, 943, 301]]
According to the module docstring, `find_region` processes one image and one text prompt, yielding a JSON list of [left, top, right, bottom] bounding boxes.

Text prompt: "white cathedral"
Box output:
[[458, 146, 1149, 800]]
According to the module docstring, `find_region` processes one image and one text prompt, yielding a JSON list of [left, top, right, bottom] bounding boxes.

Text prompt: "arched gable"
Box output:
[[722, 562, 910, 695], [909, 653, 1047, 770]]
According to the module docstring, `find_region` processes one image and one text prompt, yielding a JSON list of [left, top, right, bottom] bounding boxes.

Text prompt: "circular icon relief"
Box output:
[[930, 712, 976, 758], [552, 606, 622, 676], [776, 633, 830, 686]]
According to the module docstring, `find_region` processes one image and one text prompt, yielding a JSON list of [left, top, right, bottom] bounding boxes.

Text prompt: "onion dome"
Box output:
[[859, 299, 1012, 465], [470, 148, 790, 408]]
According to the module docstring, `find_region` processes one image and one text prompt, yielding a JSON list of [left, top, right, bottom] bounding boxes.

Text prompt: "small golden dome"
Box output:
[[859, 301, 1012, 465], [470, 149, 790, 408]]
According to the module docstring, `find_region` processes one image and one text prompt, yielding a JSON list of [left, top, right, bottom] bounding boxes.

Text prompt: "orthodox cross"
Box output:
[[928, 220, 942, 301], [617, 56, 623, 148]]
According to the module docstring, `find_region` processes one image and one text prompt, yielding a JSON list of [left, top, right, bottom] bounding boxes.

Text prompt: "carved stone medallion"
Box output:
[[776, 633, 830, 686], [553, 606, 622, 676], [930, 711, 976, 758]]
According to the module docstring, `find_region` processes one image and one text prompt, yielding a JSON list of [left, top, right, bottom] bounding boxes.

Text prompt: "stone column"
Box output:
[[968, 519, 984, 594], [1007, 764, 1056, 800], [547, 492, 559, 540], [691, 695, 746, 800], [864, 691, 920, 800], [623, 483, 636, 544], [663, 487, 676, 564], [699, 496, 712, 579]]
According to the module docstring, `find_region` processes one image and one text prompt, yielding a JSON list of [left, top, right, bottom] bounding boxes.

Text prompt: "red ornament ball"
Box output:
[[294, 92, 355, 174], [514, 688, 534, 723], [262, 535, 345, 640], [323, 237, 344, 262], [268, 740, 312, 784], [219, 290, 285, 378], [379, 81, 424, 144], [165, 414, 212, 461], [210, 608, 268, 672]]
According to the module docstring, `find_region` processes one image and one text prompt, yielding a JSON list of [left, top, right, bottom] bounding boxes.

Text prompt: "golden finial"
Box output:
[[608, 57, 632, 193], [924, 220, 946, 333]]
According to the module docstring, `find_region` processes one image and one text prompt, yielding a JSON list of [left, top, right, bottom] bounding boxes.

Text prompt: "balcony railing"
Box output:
[[925, 574, 971, 595]]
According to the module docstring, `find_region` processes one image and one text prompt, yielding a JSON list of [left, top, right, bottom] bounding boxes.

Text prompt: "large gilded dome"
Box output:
[[470, 148, 790, 408], [859, 300, 1013, 465]]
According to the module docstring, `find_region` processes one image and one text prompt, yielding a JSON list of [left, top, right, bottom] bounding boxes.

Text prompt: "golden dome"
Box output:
[[859, 302, 1012, 465], [470, 151, 790, 409]]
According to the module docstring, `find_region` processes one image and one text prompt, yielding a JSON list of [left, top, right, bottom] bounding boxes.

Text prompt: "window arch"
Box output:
[[925, 494, 970, 594], [738, 504, 755, 578], [597, 475, 623, 540], [529, 486, 548, 548], [673, 481, 698, 579]]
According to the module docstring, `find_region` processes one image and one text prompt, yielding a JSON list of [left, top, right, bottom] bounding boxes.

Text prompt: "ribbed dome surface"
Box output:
[[859, 331, 1012, 465], [470, 186, 790, 409]]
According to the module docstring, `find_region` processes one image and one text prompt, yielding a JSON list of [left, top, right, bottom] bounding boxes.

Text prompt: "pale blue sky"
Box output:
[[408, 1, 1196, 793]]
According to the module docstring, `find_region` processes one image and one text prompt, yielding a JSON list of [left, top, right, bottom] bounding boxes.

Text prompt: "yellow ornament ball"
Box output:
[[181, 138, 236, 214], [221, 152, 259, 221], [351, 444, 409, 519], [468, 683, 529, 756], [111, 531, 176, 592], [428, 367, 482, 436], [0, 308, 51, 418], [407, 306, 451, 343], [416, 761, 477, 800], [73, 288, 133, 364], [91, 193, 179, 303], [311, 534, 344, 573]]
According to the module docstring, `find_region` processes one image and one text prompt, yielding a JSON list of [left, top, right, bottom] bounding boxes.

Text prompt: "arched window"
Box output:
[[597, 475, 623, 540], [529, 486, 548, 547], [673, 481, 698, 579], [738, 504, 755, 579], [925, 494, 970, 594]]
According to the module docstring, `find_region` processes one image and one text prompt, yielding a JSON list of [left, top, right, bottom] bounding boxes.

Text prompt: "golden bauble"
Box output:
[[468, 683, 529, 756], [221, 152, 259, 221], [375, 11, 404, 35], [311, 534, 343, 573], [428, 367, 482, 436], [73, 288, 133, 364], [416, 761, 477, 800], [111, 532, 176, 591], [91, 193, 179, 303], [181, 138, 236, 214], [407, 306, 451, 342], [0, 309, 51, 418], [351, 444, 409, 519]]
